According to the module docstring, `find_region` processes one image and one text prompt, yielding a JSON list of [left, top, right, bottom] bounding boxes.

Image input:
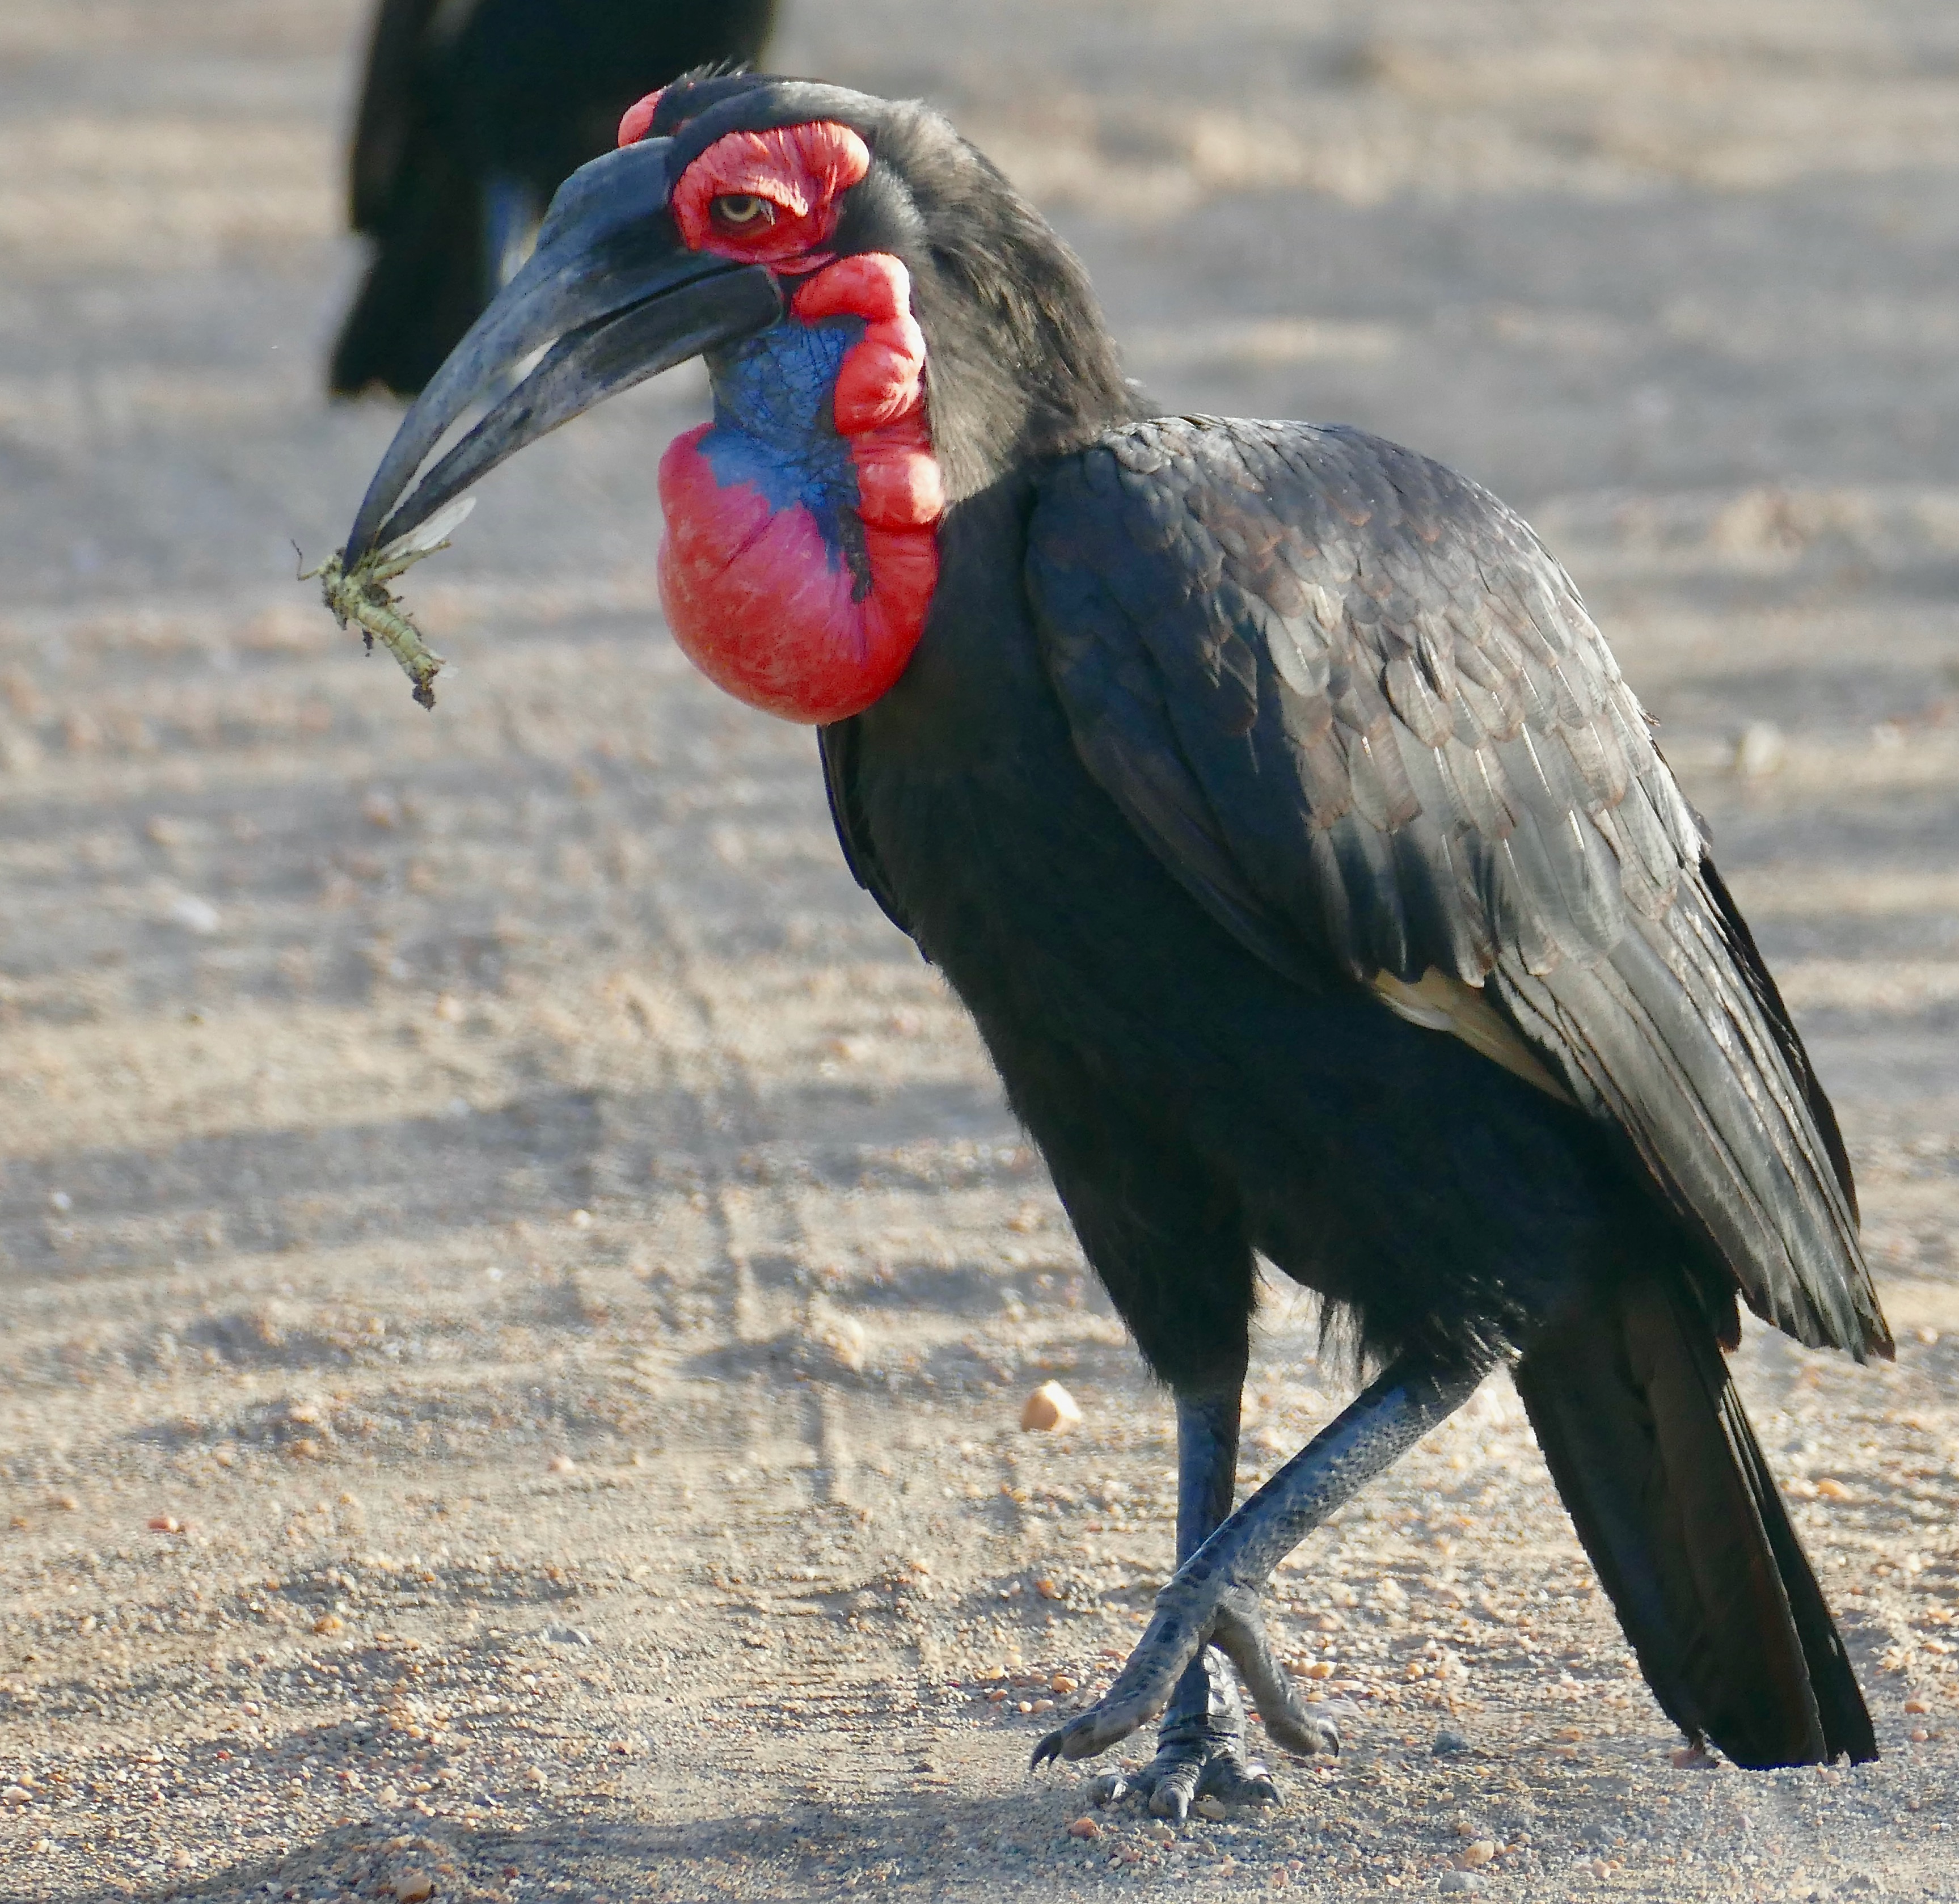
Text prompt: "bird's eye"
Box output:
[[710, 194, 775, 231]]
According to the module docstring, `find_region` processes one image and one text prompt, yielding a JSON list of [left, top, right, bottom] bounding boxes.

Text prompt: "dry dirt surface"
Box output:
[[2, 2, 1958, 1899]]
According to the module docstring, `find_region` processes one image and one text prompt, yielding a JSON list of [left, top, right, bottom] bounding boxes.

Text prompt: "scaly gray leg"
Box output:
[[1091, 1386, 1284, 1818], [1036, 1353, 1489, 1768]]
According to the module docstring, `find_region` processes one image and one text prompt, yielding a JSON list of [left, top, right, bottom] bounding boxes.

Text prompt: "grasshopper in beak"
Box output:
[[302, 495, 475, 709]]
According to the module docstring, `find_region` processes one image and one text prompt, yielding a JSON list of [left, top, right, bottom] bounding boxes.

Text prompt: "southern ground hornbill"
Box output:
[[329, 0, 775, 398], [335, 71, 1890, 1812]]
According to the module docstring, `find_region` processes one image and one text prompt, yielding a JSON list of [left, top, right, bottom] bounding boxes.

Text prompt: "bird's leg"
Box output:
[[1092, 1384, 1283, 1818], [1036, 1353, 1491, 1771]]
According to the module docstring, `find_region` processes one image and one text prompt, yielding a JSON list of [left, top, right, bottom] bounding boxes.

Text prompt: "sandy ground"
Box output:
[[2, 2, 1957, 1899]]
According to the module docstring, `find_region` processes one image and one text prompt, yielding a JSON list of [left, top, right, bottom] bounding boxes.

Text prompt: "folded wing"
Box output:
[[1026, 416, 1886, 1359]]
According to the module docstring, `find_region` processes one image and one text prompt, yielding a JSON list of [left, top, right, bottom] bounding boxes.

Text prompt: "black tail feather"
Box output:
[[1514, 1267, 1874, 1767]]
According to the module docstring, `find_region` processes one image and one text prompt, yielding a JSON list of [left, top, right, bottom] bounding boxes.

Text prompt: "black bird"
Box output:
[[329, 0, 776, 397], [338, 73, 1890, 1813]]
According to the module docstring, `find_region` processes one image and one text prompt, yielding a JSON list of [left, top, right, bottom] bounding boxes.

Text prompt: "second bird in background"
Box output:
[[329, 0, 778, 399]]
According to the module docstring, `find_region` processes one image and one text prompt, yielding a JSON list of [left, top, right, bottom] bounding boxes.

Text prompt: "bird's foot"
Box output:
[[1033, 1576, 1339, 1768], [1090, 1732, 1282, 1820]]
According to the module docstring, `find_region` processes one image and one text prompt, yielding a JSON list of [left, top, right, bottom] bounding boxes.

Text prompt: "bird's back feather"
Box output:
[[1023, 416, 1888, 1359]]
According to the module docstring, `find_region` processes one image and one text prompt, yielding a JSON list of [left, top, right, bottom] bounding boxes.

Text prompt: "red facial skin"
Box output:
[[616, 99, 943, 725]]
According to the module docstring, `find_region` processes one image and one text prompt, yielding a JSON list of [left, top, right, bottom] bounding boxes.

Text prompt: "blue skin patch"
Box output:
[[702, 316, 872, 594]]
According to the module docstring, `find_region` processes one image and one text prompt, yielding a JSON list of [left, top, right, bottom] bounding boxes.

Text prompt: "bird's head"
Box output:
[[344, 74, 1133, 723]]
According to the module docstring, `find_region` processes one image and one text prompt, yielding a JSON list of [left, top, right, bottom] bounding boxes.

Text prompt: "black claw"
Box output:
[[1086, 1771, 1129, 1807], [1031, 1730, 1064, 1768]]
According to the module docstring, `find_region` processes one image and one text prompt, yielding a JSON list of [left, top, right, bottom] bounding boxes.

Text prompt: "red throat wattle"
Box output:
[[617, 101, 943, 725]]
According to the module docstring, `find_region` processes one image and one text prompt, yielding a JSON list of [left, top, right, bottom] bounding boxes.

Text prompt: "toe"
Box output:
[[1033, 1695, 1155, 1766], [1211, 1591, 1340, 1758], [1199, 1753, 1282, 1809], [1146, 1770, 1196, 1821], [1086, 1771, 1130, 1808]]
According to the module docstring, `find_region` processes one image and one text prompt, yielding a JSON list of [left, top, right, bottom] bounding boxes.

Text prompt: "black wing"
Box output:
[[1027, 416, 1886, 1359], [347, 0, 449, 236], [819, 717, 917, 944]]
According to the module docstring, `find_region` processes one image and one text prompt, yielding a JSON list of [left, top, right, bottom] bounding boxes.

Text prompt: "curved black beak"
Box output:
[[343, 136, 783, 564]]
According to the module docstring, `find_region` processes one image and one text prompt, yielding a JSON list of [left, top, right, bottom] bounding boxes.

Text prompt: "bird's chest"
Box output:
[[847, 576, 1250, 1072]]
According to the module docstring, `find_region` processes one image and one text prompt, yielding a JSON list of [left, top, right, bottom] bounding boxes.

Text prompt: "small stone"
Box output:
[[1067, 1816, 1101, 1840], [1050, 1673, 1078, 1695], [1193, 1795, 1228, 1822], [545, 1624, 593, 1647], [1903, 1699, 1929, 1715], [1438, 1875, 1483, 1895], [1020, 1380, 1083, 1433], [1035, 1577, 1063, 1601], [168, 894, 222, 935], [1733, 722, 1784, 780], [568, 1209, 593, 1229], [548, 1454, 577, 1474], [1432, 1728, 1470, 1756], [1, 1785, 31, 1806], [1814, 1477, 1852, 1501], [433, 994, 465, 1023], [1453, 1840, 1497, 1869], [1670, 1743, 1717, 1769], [146, 1514, 181, 1534], [50, 1493, 78, 1513], [391, 1872, 435, 1902], [313, 1614, 344, 1636]]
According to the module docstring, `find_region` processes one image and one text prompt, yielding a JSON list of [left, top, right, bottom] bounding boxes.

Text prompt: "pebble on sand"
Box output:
[[390, 1873, 436, 1902], [1067, 1816, 1101, 1839], [1021, 1380, 1083, 1432], [1733, 721, 1785, 779]]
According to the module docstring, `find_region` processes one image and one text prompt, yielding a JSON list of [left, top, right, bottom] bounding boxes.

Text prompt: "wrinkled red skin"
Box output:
[[614, 98, 943, 725], [672, 123, 869, 271]]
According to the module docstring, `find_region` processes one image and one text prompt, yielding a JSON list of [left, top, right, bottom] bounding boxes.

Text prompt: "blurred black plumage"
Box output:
[[329, 0, 777, 398]]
